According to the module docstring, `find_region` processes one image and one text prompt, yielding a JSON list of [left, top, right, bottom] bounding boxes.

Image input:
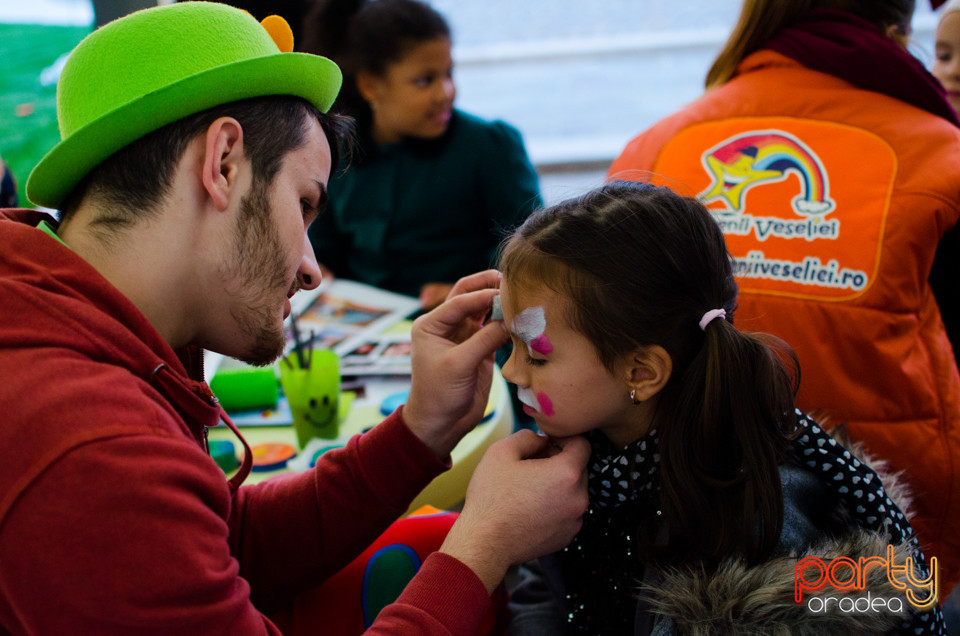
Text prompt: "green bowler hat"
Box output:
[[26, 1, 342, 210]]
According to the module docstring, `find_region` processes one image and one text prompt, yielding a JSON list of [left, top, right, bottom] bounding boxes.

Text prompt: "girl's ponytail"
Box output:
[[657, 314, 799, 566]]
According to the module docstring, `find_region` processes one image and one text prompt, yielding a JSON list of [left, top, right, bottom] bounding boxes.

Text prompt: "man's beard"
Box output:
[[223, 177, 294, 367]]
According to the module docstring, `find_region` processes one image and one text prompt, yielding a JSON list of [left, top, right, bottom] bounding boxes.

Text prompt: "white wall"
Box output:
[[432, 1, 939, 174]]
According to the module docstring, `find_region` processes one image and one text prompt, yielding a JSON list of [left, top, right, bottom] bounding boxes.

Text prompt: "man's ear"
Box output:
[[200, 117, 245, 211], [625, 345, 672, 403]]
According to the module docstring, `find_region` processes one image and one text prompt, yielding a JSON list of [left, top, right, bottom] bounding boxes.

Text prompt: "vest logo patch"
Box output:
[[651, 119, 895, 301], [699, 130, 836, 217]]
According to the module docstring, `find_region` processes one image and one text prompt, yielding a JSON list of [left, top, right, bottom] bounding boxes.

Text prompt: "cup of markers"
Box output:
[[279, 312, 341, 448]]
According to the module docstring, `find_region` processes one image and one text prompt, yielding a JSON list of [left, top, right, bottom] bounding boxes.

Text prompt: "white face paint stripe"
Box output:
[[512, 306, 546, 342], [513, 306, 550, 357], [517, 386, 540, 412]]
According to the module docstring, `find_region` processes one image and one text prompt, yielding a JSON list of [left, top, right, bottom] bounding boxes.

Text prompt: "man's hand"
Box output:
[[402, 270, 508, 458], [439, 431, 591, 593]]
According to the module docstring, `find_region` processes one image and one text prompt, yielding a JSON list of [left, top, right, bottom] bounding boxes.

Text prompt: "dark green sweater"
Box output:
[[309, 110, 543, 297]]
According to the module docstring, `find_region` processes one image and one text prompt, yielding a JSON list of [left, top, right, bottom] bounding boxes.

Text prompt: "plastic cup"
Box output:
[[279, 348, 341, 448]]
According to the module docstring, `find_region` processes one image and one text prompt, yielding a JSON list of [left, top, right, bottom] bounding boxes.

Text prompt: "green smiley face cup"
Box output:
[[279, 348, 341, 448]]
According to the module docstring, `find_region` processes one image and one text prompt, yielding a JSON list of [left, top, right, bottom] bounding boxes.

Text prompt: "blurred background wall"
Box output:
[[0, 0, 939, 207]]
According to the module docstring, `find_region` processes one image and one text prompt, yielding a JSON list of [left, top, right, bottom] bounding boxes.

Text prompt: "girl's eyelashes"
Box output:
[[525, 355, 546, 367], [507, 332, 548, 365]]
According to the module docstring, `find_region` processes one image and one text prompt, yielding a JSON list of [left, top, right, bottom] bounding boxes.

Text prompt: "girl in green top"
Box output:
[[301, 0, 542, 308]]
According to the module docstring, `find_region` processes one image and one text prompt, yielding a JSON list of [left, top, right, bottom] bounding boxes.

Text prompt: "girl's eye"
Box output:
[[525, 356, 547, 367]]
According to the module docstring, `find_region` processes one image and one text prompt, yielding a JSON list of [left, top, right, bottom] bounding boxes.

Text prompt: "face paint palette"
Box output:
[[249, 442, 297, 471]]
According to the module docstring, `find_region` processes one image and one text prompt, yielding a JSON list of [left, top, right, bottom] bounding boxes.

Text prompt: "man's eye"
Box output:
[[301, 199, 316, 218]]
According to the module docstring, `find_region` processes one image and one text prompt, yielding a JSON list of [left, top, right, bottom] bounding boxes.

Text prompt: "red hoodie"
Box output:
[[0, 209, 490, 634]]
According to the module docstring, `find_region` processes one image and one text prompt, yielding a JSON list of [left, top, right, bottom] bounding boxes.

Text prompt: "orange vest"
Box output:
[[610, 50, 960, 596]]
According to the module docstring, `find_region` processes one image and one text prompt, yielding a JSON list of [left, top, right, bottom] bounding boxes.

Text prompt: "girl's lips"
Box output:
[[522, 404, 538, 417]]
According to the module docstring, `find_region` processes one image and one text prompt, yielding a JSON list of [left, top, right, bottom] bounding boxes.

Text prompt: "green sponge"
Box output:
[[210, 363, 279, 412]]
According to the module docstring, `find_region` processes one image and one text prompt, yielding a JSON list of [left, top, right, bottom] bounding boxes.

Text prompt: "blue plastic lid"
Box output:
[[380, 390, 410, 416], [309, 443, 346, 468]]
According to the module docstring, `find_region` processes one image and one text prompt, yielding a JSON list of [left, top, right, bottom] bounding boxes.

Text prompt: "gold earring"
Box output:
[[630, 389, 640, 405]]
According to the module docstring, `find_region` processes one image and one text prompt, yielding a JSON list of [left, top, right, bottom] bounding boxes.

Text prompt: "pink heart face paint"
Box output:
[[517, 386, 555, 417], [529, 334, 553, 355], [536, 391, 554, 416], [513, 306, 554, 356]]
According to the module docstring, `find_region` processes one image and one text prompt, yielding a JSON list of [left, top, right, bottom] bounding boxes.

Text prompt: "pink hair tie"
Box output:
[[699, 308, 726, 331]]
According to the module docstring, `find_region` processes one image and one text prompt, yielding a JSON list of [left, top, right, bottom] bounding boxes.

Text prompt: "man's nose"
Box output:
[[297, 232, 322, 290]]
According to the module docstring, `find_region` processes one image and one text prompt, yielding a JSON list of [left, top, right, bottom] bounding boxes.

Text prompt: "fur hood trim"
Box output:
[[640, 531, 914, 635], [638, 436, 924, 635]]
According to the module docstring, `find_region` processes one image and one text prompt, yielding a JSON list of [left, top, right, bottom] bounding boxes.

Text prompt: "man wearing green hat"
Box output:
[[0, 2, 590, 633]]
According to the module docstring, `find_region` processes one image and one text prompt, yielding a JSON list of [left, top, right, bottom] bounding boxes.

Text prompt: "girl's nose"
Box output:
[[951, 56, 960, 77], [440, 76, 455, 101], [500, 344, 522, 385]]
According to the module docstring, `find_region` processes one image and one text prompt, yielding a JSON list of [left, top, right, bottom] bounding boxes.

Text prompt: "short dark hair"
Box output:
[[59, 96, 353, 228]]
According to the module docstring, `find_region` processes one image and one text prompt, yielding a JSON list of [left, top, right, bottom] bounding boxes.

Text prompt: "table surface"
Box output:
[[209, 366, 514, 514]]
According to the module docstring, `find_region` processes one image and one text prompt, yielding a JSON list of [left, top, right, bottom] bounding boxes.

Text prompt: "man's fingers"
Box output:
[[451, 320, 508, 365], [500, 429, 551, 459], [447, 270, 501, 298], [551, 435, 592, 464], [416, 288, 500, 334]]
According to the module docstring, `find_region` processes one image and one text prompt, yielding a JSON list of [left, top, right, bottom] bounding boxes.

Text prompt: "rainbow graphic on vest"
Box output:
[[698, 130, 835, 217]]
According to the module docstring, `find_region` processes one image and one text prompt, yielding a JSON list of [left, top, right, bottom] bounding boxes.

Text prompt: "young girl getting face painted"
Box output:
[[500, 182, 942, 635], [499, 282, 661, 447]]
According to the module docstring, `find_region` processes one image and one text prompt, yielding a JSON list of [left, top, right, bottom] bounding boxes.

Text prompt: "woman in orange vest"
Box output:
[[608, 0, 960, 598]]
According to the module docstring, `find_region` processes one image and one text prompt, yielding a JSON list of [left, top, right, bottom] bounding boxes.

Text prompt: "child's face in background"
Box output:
[[499, 278, 643, 446], [933, 11, 960, 115], [360, 36, 456, 145]]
